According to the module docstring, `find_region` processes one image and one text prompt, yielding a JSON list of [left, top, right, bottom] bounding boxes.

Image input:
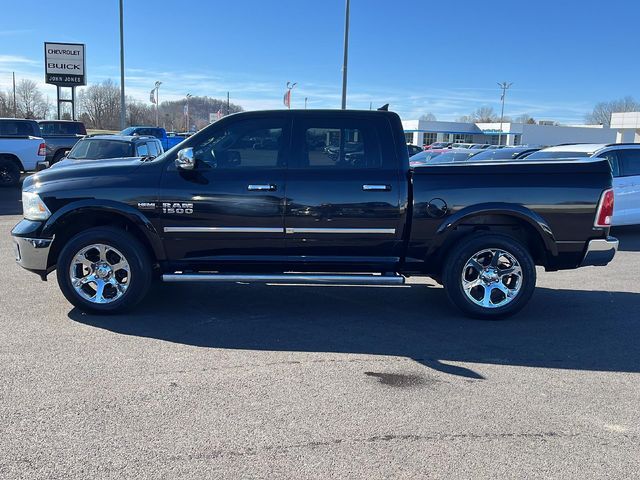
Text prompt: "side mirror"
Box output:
[[175, 147, 195, 170]]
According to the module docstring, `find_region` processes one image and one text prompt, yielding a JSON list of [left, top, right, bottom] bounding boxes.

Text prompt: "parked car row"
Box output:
[[409, 142, 640, 226], [0, 118, 186, 187]]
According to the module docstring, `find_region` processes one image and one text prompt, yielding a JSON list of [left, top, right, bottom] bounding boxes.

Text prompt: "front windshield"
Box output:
[[67, 139, 135, 160], [120, 127, 135, 135], [525, 150, 591, 160]]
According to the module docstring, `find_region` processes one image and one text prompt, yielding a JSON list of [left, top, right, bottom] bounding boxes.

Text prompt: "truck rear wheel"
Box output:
[[442, 233, 536, 319], [52, 151, 66, 164], [0, 158, 20, 187], [56, 227, 152, 314]]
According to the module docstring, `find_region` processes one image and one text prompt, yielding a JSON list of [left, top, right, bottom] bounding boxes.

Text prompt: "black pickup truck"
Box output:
[[11, 109, 618, 318]]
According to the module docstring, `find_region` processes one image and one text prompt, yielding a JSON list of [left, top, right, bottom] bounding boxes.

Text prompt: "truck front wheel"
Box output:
[[442, 234, 536, 319], [56, 227, 153, 314]]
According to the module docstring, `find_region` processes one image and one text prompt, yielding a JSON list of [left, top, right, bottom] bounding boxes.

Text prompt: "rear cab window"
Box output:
[[0, 119, 39, 137], [39, 121, 86, 136]]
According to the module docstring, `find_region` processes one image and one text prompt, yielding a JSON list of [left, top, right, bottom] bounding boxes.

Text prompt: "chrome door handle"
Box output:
[[248, 184, 277, 191], [362, 184, 391, 191]]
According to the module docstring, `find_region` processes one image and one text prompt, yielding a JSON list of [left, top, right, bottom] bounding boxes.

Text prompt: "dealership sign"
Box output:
[[44, 42, 86, 86]]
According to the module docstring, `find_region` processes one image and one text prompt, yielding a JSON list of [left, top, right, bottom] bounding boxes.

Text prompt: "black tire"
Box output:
[[52, 151, 66, 164], [56, 227, 153, 314], [0, 158, 21, 187], [442, 233, 536, 319]]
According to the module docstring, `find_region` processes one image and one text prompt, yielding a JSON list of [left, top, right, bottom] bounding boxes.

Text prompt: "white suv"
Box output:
[[527, 143, 640, 226]]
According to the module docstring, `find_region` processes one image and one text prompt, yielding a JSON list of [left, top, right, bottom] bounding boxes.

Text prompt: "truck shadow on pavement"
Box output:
[[68, 282, 640, 379]]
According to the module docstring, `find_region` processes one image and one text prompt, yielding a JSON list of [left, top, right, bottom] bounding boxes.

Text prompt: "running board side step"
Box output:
[[162, 273, 405, 285]]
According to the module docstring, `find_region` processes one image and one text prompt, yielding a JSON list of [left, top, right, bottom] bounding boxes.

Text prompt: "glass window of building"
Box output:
[[422, 132, 437, 146]]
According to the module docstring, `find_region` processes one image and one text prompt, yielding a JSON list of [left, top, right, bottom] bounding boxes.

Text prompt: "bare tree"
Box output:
[[15, 79, 49, 119], [471, 106, 498, 122], [419, 113, 437, 121], [0, 91, 13, 117], [585, 96, 640, 126], [126, 98, 154, 126], [515, 114, 536, 124], [78, 79, 121, 129], [456, 115, 472, 123]]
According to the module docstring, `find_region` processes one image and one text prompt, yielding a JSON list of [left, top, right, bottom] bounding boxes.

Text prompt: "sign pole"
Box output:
[[71, 87, 76, 121], [56, 86, 61, 120], [12, 72, 17, 118]]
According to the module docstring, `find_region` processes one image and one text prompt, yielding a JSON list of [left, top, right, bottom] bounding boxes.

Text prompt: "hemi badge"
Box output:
[[137, 202, 156, 210]]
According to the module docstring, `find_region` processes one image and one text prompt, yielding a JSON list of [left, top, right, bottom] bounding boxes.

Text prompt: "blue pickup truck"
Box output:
[[120, 126, 184, 151]]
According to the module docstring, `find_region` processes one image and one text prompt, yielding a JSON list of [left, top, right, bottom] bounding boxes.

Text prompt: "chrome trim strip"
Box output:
[[163, 273, 405, 285], [164, 227, 283, 233], [362, 184, 390, 191], [164, 227, 397, 234], [285, 228, 396, 234]]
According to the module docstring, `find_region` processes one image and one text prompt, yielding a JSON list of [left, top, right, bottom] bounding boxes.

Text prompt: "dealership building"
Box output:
[[402, 119, 617, 147]]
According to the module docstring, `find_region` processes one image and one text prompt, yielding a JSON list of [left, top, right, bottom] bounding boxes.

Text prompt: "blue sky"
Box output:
[[1, 0, 638, 122]]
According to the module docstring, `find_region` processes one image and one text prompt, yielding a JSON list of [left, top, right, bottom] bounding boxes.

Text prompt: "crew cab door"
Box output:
[[284, 113, 405, 270], [158, 114, 290, 264]]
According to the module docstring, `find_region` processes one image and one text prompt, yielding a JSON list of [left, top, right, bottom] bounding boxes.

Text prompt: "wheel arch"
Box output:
[[428, 203, 557, 269], [43, 200, 165, 269], [0, 153, 25, 171]]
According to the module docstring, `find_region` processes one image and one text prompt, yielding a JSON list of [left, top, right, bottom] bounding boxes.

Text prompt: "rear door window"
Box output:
[[616, 149, 640, 177], [293, 116, 384, 169]]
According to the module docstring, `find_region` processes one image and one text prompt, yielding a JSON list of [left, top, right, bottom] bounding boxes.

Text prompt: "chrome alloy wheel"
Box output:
[[461, 248, 523, 309], [69, 244, 131, 304]]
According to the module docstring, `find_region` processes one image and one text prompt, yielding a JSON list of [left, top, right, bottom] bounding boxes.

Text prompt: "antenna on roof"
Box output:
[[377, 103, 389, 111]]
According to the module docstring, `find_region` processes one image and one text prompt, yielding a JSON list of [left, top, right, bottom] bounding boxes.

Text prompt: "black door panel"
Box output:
[[159, 116, 290, 263], [284, 115, 405, 266]]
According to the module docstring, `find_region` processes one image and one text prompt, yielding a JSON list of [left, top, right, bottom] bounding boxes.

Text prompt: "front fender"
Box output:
[[429, 202, 558, 257], [41, 199, 166, 261]]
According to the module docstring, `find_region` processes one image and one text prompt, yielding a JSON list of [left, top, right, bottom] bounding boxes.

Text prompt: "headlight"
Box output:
[[22, 191, 51, 221]]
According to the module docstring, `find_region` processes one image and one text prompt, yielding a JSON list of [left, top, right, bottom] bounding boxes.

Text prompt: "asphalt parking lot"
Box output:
[[1, 183, 639, 479]]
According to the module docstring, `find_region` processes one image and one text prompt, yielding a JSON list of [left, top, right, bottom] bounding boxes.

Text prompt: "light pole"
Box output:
[[185, 93, 192, 131], [341, 0, 350, 109], [119, 0, 126, 129], [154, 81, 162, 127], [497, 81, 513, 146], [304, 97, 308, 109]]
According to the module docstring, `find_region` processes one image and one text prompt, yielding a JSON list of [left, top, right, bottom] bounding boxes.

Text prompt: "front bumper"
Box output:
[[580, 236, 618, 267], [12, 235, 52, 273]]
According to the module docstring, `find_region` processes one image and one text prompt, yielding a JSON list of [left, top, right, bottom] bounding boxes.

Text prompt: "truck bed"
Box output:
[[409, 158, 613, 271]]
